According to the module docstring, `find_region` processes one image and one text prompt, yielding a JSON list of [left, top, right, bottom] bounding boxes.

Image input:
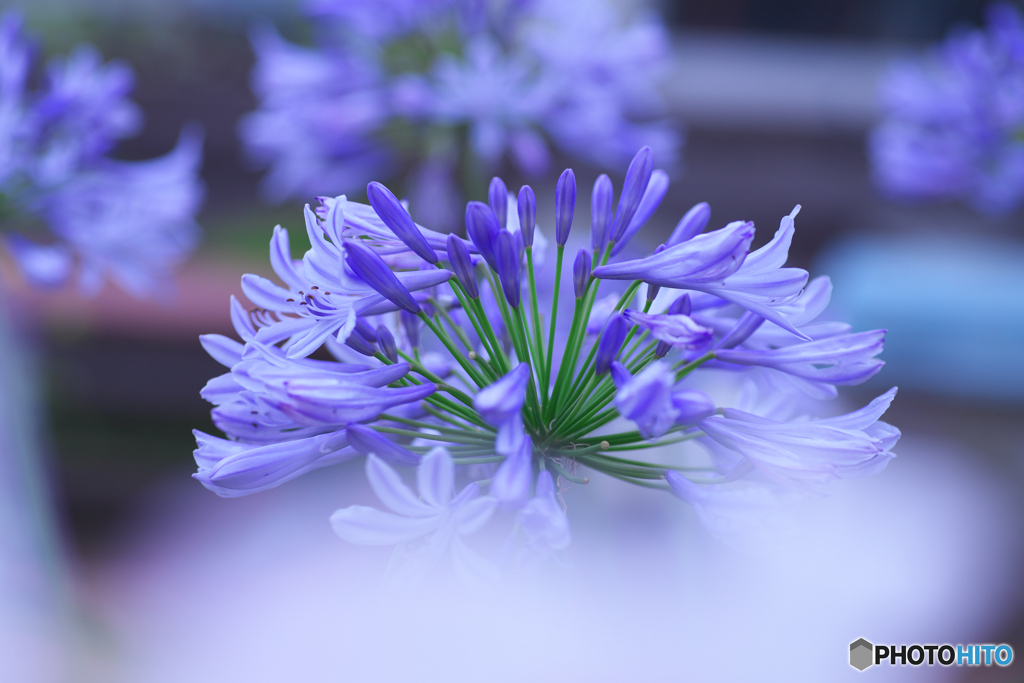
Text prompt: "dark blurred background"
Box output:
[[4, 1, 1022, 679]]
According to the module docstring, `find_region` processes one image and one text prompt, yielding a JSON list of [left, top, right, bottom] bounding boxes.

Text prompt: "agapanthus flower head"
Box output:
[[240, 0, 681, 228], [195, 147, 898, 579], [869, 2, 1024, 214], [0, 11, 203, 297]]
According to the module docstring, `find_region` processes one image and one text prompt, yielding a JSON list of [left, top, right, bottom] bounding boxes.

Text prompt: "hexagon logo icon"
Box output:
[[850, 638, 874, 671]]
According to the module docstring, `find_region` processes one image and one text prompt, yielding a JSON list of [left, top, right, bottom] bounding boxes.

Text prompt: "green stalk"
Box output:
[[545, 297, 584, 423], [417, 312, 489, 389], [543, 244, 564, 405], [526, 248, 547, 406]]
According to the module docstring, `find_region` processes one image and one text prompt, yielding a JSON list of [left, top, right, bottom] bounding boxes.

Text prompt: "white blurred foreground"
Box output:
[[80, 425, 1022, 682]]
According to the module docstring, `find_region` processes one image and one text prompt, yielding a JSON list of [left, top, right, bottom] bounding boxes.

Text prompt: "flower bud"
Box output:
[[667, 202, 711, 247], [517, 185, 536, 247], [489, 177, 508, 230], [401, 310, 420, 347], [555, 168, 576, 246], [345, 241, 421, 314], [572, 248, 591, 299], [595, 312, 629, 375], [367, 181, 438, 264], [496, 230, 522, 307], [609, 147, 653, 245], [591, 174, 613, 256], [376, 325, 398, 363], [655, 293, 692, 357], [465, 201, 500, 271], [446, 233, 479, 298]]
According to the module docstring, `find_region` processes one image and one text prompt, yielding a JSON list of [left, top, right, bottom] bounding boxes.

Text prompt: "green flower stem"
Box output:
[[604, 433, 703, 451], [544, 296, 584, 423], [422, 393, 491, 429], [622, 330, 651, 363], [543, 244, 564, 406], [417, 312, 489, 389], [507, 304, 543, 429], [526, 249, 547, 401], [482, 266, 518, 349], [554, 247, 610, 409], [577, 454, 666, 479], [465, 297, 510, 374], [446, 277, 507, 373], [378, 413, 491, 438], [373, 426, 494, 446], [600, 471, 672, 490], [478, 267, 542, 428], [560, 383, 616, 435], [430, 297, 474, 351], [395, 348, 477, 406], [674, 351, 716, 380], [558, 276, 639, 413], [452, 456, 506, 465], [422, 404, 495, 432]]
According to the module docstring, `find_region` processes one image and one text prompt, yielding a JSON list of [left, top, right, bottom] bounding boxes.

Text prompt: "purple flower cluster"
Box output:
[[870, 3, 1024, 214], [195, 146, 898, 580], [240, 0, 680, 225], [0, 11, 203, 297]]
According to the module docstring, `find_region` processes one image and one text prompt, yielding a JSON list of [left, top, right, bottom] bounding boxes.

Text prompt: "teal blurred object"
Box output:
[[816, 231, 1024, 400], [0, 297, 75, 680]]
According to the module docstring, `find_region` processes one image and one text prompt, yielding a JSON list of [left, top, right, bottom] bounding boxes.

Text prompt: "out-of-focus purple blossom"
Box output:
[[869, 3, 1024, 214], [241, 0, 681, 209], [331, 449, 498, 584], [0, 12, 203, 298]]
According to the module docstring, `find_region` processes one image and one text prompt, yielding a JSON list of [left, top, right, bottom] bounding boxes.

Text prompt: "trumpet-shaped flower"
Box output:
[[195, 146, 899, 579]]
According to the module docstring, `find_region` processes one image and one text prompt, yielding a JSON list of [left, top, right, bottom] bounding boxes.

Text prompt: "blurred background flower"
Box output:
[[0, 0, 1022, 681], [240, 0, 681, 230]]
